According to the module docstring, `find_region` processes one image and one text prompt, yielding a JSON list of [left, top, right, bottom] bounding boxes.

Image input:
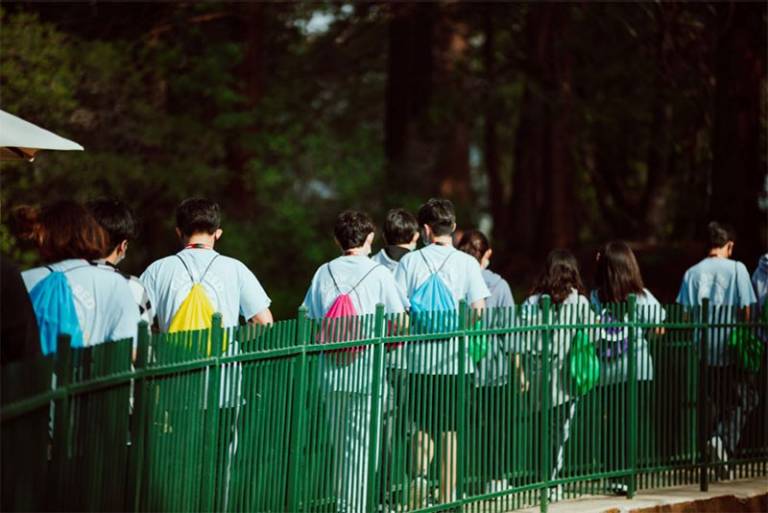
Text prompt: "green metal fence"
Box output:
[[2, 296, 766, 512]]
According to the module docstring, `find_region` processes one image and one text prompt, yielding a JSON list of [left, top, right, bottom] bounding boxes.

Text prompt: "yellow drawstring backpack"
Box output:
[[168, 254, 222, 354]]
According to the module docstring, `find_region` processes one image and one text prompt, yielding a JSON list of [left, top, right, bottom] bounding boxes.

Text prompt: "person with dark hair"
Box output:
[[676, 221, 756, 476], [87, 198, 153, 328], [590, 241, 665, 494], [140, 197, 273, 331], [372, 208, 419, 272], [303, 209, 408, 513], [394, 198, 489, 506], [520, 249, 598, 499], [21, 200, 139, 347], [457, 229, 520, 494]]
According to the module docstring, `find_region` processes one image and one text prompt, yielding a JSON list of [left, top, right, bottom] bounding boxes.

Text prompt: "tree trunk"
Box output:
[[484, 8, 505, 244], [510, 4, 574, 255], [710, 1, 766, 258]]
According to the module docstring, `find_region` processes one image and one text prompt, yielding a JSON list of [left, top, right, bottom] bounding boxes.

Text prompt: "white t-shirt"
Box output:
[[303, 255, 408, 393], [140, 248, 271, 332], [23, 259, 140, 346], [394, 243, 491, 375]]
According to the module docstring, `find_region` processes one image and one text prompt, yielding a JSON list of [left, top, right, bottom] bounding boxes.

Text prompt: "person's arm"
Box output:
[[249, 308, 274, 326]]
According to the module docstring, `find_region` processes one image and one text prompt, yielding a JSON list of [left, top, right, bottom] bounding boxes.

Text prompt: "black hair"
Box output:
[[594, 240, 646, 303], [707, 221, 735, 249], [457, 229, 490, 264], [383, 208, 418, 245], [417, 198, 456, 237], [529, 249, 586, 304], [334, 210, 375, 251], [87, 198, 137, 253], [176, 198, 221, 237]]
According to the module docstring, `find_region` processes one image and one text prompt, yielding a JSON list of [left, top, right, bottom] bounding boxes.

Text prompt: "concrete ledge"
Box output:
[[514, 478, 767, 513]]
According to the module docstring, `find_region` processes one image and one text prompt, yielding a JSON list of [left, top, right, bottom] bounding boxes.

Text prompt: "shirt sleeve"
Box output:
[[138, 265, 158, 312], [302, 267, 325, 319], [380, 270, 409, 314], [237, 262, 271, 320], [639, 289, 666, 324], [110, 282, 142, 344], [497, 279, 515, 309], [393, 259, 410, 298], [676, 272, 692, 306], [465, 259, 491, 304], [736, 263, 757, 306]]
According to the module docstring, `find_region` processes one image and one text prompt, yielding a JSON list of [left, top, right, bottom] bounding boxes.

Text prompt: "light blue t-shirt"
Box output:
[[676, 257, 757, 366], [371, 249, 399, 273], [140, 248, 271, 332], [752, 254, 768, 308], [303, 255, 409, 393], [394, 243, 491, 375], [22, 259, 140, 346], [474, 269, 515, 387], [589, 288, 666, 384]]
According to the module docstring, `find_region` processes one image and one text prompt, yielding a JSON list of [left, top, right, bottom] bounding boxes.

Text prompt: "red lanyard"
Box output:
[[185, 243, 211, 250]]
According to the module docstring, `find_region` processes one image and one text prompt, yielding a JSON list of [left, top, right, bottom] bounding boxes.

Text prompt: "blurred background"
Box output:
[[1, 2, 765, 318]]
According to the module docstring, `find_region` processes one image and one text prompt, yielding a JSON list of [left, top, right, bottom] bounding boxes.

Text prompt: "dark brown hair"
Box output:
[[457, 229, 490, 264], [594, 240, 645, 303], [417, 198, 456, 237], [334, 210, 375, 250], [529, 249, 586, 304], [37, 200, 110, 263]]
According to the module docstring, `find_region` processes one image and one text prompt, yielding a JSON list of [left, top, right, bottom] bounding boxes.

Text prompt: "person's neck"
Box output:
[[431, 235, 453, 247], [185, 234, 216, 249], [104, 250, 121, 265], [344, 246, 368, 257], [707, 247, 729, 259]]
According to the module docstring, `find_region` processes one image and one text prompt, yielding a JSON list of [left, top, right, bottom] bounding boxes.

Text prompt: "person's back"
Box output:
[[302, 210, 407, 513], [140, 198, 272, 333], [21, 201, 139, 347], [750, 253, 767, 308], [676, 222, 756, 366]]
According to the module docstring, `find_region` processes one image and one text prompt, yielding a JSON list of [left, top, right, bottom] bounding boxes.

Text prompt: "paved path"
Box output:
[[513, 478, 767, 513]]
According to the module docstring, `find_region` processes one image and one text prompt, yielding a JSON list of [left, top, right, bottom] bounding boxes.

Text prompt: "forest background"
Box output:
[[1, 2, 765, 319]]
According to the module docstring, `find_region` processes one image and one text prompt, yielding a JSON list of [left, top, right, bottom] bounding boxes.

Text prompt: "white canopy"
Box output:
[[0, 109, 84, 161]]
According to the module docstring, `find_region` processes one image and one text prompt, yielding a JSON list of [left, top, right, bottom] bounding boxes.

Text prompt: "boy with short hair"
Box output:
[[394, 198, 489, 505], [676, 221, 756, 476], [140, 198, 273, 332], [87, 198, 153, 327], [372, 208, 420, 272], [303, 209, 408, 513]]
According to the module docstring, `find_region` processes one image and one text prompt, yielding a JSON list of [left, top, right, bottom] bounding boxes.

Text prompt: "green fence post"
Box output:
[[698, 299, 709, 492], [456, 300, 468, 510], [287, 307, 310, 512], [202, 314, 224, 512], [627, 294, 638, 498], [127, 322, 150, 512], [50, 334, 72, 511], [539, 295, 552, 513], [366, 304, 386, 513]]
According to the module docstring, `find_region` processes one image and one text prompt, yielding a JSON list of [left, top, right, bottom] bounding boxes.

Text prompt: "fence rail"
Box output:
[[2, 296, 766, 513]]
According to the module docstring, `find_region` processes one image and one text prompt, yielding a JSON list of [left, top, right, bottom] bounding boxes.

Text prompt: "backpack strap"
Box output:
[[350, 264, 381, 293], [419, 251, 436, 274], [436, 251, 454, 273], [175, 255, 195, 282], [175, 254, 219, 284], [327, 264, 342, 294]]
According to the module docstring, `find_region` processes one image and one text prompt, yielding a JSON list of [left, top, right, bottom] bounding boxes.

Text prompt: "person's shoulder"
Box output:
[[144, 254, 181, 273], [733, 260, 750, 276]]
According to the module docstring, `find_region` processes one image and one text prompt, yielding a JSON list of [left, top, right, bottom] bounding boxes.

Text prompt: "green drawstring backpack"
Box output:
[[726, 262, 764, 374], [569, 328, 600, 396]]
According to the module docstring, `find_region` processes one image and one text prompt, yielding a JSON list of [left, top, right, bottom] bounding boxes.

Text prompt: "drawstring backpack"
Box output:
[[409, 250, 488, 363], [727, 261, 763, 373], [29, 265, 87, 355], [317, 263, 381, 365], [168, 254, 221, 354]]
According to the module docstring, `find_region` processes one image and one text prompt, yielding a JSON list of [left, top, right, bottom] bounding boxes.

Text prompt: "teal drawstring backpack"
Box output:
[[409, 250, 488, 363], [29, 267, 84, 355]]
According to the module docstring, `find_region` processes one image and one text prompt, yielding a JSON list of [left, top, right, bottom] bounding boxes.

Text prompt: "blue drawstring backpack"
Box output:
[[410, 251, 458, 334], [29, 267, 84, 355]]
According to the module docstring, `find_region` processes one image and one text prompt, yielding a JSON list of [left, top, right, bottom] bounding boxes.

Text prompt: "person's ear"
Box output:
[[214, 228, 223, 241], [484, 248, 493, 262], [411, 231, 420, 244], [365, 231, 375, 247], [175, 227, 182, 239], [596, 251, 602, 262], [727, 241, 734, 257], [119, 240, 129, 256], [334, 237, 343, 251]]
